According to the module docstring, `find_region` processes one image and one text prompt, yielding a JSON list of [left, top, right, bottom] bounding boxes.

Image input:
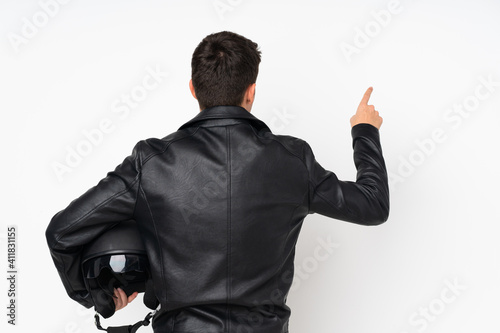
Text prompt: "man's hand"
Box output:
[[350, 87, 383, 129], [113, 288, 139, 311]]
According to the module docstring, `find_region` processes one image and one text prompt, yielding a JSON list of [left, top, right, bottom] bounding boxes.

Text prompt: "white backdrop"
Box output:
[[1, 0, 499, 332]]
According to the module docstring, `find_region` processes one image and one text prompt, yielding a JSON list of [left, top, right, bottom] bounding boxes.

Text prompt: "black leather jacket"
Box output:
[[46, 105, 389, 333]]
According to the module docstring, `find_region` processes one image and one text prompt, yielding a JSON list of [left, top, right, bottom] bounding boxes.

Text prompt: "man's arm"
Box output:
[[306, 87, 389, 225], [45, 143, 142, 308]]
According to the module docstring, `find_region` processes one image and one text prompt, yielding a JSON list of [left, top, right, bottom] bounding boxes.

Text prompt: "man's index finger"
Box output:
[[360, 87, 373, 105]]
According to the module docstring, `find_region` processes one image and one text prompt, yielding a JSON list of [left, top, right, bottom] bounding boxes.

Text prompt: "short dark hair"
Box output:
[[191, 31, 261, 110]]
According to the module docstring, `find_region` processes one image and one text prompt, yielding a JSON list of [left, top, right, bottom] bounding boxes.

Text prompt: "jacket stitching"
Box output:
[[225, 126, 232, 332]]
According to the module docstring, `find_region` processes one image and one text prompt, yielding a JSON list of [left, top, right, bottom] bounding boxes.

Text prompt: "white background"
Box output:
[[1, 0, 500, 332]]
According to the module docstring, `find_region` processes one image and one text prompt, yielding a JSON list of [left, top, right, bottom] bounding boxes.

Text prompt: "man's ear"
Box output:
[[189, 79, 197, 100], [242, 83, 256, 111], [246, 83, 256, 103]]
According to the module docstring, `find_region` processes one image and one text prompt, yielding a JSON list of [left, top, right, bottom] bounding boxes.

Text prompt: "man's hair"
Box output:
[[191, 31, 261, 110]]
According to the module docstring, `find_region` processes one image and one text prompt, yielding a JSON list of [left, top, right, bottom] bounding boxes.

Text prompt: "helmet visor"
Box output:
[[83, 254, 148, 279]]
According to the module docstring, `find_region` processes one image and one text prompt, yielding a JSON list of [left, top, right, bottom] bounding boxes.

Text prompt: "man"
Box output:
[[46, 31, 389, 333]]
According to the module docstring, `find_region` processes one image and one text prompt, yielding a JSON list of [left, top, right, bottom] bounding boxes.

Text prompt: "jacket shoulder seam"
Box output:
[[140, 127, 200, 166], [250, 126, 310, 172]]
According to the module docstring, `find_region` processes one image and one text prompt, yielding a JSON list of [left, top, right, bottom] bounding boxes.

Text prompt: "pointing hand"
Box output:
[[350, 87, 383, 129]]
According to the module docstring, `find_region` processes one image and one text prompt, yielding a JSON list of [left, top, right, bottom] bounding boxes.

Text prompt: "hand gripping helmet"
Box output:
[[81, 220, 159, 331]]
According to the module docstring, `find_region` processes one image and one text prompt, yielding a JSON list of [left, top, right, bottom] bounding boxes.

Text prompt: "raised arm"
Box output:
[[307, 87, 389, 225]]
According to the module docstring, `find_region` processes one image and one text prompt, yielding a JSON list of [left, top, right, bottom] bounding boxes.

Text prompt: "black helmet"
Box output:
[[81, 220, 159, 320]]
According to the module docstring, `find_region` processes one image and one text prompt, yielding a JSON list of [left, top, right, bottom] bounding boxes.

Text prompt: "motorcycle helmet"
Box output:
[[81, 219, 158, 319]]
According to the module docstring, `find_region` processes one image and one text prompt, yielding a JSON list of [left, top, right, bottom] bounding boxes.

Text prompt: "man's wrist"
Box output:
[[351, 123, 381, 147]]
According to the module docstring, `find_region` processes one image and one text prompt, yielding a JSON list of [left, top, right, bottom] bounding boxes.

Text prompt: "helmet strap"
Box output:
[[94, 311, 154, 333]]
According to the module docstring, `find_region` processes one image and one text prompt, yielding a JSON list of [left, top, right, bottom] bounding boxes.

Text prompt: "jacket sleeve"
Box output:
[[45, 143, 142, 308], [306, 123, 389, 225]]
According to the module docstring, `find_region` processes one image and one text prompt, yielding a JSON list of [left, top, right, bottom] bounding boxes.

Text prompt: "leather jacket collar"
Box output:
[[178, 105, 271, 132]]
